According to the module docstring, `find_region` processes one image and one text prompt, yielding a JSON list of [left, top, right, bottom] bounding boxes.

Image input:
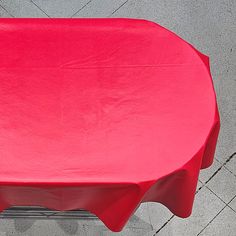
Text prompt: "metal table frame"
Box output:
[[0, 207, 97, 220]]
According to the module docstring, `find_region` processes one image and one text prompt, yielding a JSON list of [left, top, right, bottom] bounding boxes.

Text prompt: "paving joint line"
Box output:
[[70, 0, 93, 17], [196, 205, 227, 236], [196, 194, 236, 235], [227, 195, 236, 214], [0, 4, 14, 17], [154, 215, 174, 235], [224, 165, 236, 178], [31, 0, 50, 17], [146, 204, 154, 231], [205, 152, 236, 184], [196, 156, 236, 236], [197, 152, 236, 193], [195, 180, 203, 193], [109, 0, 129, 16], [228, 204, 236, 214], [205, 185, 227, 204], [154, 153, 236, 235]]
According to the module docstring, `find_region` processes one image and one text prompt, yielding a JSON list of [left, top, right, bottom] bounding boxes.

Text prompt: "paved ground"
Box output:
[[0, 0, 235, 235]]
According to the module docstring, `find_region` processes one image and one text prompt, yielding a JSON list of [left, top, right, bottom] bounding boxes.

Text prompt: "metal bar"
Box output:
[[0, 207, 97, 220]]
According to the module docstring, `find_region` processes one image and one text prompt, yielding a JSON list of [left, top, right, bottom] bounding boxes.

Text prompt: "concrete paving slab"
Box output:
[[126, 203, 153, 230], [198, 207, 236, 236], [73, 0, 127, 18], [206, 166, 236, 203], [225, 154, 236, 176], [147, 203, 173, 231], [131, 203, 152, 229], [199, 159, 222, 184], [0, 0, 48, 17], [0, 5, 12, 17], [228, 196, 236, 212], [155, 187, 225, 236], [33, 0, 89, 17]]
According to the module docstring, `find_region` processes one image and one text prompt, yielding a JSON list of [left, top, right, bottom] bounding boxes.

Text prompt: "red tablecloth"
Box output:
[[0, 18, 220, 231]]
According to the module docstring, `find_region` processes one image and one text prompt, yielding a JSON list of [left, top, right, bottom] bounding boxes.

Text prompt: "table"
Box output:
[[0, 18, 220, 232]]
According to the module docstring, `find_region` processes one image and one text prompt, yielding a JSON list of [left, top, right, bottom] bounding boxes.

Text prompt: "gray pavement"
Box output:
[[0, 0, 235, 235]]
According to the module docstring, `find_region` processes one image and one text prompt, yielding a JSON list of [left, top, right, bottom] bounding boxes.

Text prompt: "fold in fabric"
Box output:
[[0, 18, 220, 232]]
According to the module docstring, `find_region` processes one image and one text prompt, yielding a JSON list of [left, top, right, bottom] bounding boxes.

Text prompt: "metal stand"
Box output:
[[0, 207, 97, 220]]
